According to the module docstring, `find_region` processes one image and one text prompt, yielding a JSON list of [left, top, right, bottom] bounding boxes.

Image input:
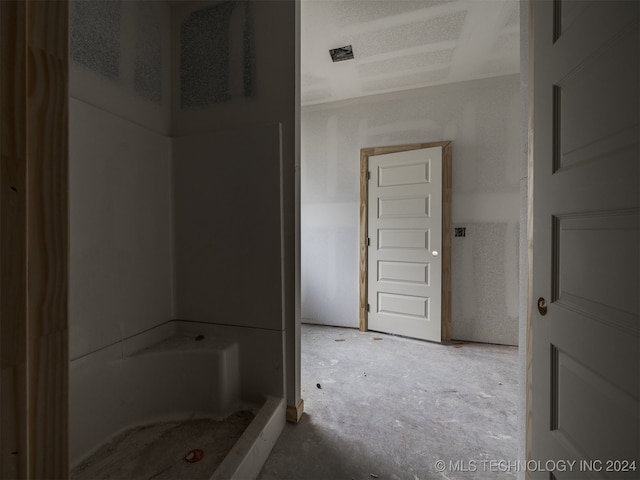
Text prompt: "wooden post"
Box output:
[[0, 1, 69, 478], [1, 1, 29, 476]]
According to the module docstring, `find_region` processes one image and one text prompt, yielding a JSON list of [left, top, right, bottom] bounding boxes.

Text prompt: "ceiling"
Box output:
[[301, 0, 520, 106]]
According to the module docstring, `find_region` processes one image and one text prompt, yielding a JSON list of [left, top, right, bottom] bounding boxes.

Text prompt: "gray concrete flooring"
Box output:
[[258, 324, 519, 480]]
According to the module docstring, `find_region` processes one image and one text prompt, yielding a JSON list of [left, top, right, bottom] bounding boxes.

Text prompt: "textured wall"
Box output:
[[179, 1, 256, 107], [134, 1, 164, 103], [301, 74, 520, 345], [70, 0, 121, 80], [170, 1, 295, 138], [70, 0, 171, 134]]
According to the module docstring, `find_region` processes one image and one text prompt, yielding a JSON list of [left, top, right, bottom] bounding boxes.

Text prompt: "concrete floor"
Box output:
[[258, 324, 519, 480]]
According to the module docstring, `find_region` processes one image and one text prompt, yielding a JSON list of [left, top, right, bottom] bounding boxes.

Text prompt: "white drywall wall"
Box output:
[[301, 74, 520, 345], [169, 0, 299, 404], [69, 98, 173, 359], [69, 0, 299, 407], [172, 125, 284, 331], [69, 1, 173, 359]]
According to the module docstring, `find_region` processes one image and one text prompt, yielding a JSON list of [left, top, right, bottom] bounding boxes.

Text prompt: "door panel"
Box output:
[[378, 162, 430, 186], [378, 261, 429, 285], [378, 197, 429, 218], [378, 229, 429, 250], [367, 147, 442, 342], [531, 1, 639, 477]]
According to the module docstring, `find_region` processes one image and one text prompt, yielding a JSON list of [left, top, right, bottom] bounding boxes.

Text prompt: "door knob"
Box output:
[[431, 251, 439, 257], [537, 297, 548, 315]]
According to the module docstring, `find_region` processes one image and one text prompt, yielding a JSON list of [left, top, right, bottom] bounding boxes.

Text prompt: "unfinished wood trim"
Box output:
[[358, 150, 369, 331], [1, 2, 28, 477], [1, 2, 69, 478], [286, 398, 304, 423], [26, 2, 69, 476], [525, 2, 535, 478], [359, 142, 452, 337], [440, 142, 452, 343]]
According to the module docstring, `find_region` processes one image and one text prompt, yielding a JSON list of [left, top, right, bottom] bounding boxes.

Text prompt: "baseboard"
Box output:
[[286, 398, 304, 423]]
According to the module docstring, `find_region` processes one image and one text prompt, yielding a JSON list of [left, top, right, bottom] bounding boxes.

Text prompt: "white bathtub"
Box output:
[[70, 320, 285, 479]]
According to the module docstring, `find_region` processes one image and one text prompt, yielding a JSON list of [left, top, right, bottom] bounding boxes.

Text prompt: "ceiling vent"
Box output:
[[329, 45, 354, 62]]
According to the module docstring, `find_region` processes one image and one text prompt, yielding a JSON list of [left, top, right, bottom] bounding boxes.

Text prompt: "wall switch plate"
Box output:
[[454, 227, 466, 237]]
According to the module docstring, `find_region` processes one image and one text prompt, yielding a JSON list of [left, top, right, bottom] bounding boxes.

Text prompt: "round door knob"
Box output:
[[537, 297, 548, 316], [432, 251, 439, 257]]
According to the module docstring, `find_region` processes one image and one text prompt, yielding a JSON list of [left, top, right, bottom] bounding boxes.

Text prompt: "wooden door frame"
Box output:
[[359, 142, 452, 342], [525, 0, 534, 475], [0, 2, 69, 478]]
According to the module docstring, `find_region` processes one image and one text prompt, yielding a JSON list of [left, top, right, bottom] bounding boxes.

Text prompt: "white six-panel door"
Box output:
[[367, 147, 443, 342], [531, 1, 639, 477]]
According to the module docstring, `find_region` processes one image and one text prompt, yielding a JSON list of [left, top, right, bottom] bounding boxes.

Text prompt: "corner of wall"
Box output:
[[168, 136, 177, 320]]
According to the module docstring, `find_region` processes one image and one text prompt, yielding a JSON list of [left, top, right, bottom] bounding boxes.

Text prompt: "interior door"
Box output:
[[367, 146, 446, 342], [531, 1, 639, 477]]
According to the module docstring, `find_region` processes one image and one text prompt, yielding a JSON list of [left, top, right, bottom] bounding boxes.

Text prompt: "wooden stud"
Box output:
[[1, 2, 28, 477], [359, 142, 452, 339], [1, 2, 69, 478]]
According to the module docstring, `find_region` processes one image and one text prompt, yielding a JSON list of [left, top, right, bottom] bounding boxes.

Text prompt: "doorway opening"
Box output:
[[359, 142, 452, 343]]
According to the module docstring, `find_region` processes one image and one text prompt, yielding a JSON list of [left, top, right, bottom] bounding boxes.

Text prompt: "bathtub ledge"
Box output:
[[211, 396, 286, 480]]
